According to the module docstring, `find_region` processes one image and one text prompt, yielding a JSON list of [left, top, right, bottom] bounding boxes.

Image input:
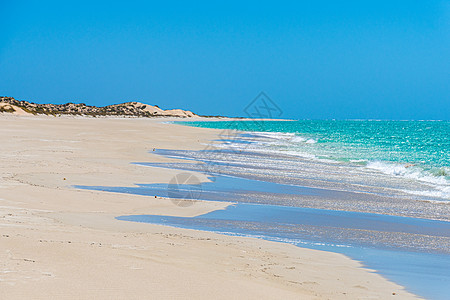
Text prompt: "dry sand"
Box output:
[[0, 114, 418, 299]]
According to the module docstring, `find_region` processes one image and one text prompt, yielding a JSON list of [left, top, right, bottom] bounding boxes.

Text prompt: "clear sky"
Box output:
[[1, 1, 449, 119]]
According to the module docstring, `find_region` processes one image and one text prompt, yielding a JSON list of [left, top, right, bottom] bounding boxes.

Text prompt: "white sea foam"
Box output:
[[219, 130, 319, 158], [366, 161, 449, 185], [248, 131, 317, 144], [366, 161, 411, 176], [290, 136, 307, 143], [223, 141, 318, 159], [249, 131, 295, 140], [222, 130, 450, 201], [402, 184, 450, 200], [350, 159, 368, 163], [366, 161, 450, 200]]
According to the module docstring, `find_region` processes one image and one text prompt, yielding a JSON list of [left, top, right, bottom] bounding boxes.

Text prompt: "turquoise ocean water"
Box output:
[[180, 120, 450, 201]]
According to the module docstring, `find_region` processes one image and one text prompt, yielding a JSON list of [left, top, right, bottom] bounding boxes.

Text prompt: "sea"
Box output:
[[183, 120, 450, 203], [76, 120, 450, 299]]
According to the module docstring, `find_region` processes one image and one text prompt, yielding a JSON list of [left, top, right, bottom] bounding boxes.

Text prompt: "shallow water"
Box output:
[[117, 203, 450, 300], [76, 166, 450, 298]]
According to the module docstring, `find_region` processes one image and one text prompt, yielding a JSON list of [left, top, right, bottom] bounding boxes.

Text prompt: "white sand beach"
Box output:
[[0, 114, 417, 299]]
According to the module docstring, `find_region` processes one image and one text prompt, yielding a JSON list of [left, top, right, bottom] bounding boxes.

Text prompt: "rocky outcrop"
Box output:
[[0, 97, 198, 118]]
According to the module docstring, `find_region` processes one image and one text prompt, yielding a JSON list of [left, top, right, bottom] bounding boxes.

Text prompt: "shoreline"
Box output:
[[0, 114, 417, 299]]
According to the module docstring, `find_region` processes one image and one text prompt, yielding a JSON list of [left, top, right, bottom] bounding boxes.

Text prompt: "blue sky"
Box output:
[[1, 1, 449, 119]]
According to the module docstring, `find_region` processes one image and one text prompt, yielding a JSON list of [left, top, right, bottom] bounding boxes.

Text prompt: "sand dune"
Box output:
[[0, 103, 31, 116], [0, 97, 200, 118]]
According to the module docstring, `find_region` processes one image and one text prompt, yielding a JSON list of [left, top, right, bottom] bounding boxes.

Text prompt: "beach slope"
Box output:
[[0, 115, 417, 299]]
